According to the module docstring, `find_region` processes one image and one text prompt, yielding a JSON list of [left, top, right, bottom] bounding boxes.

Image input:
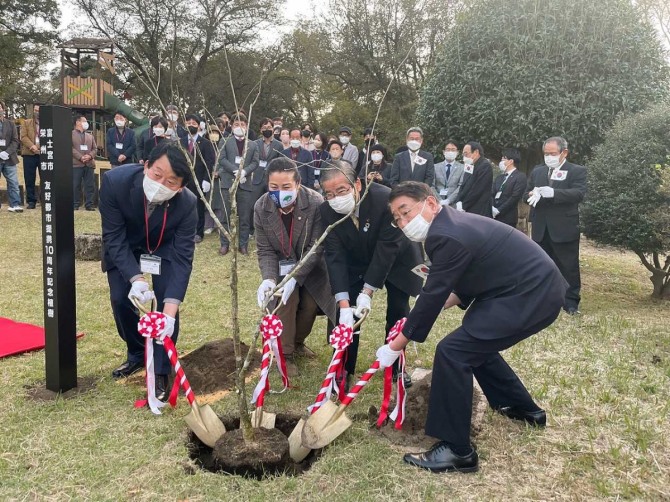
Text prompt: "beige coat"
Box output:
[[254, 187, 336, 324]]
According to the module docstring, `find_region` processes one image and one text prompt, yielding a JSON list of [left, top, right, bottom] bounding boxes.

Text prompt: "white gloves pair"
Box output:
[[376, 344, 402, 368], [455, 201, 464, 212], [527, 186, 554, 207], [0, 151, 9, 161], [128, 280, 174, 340], [256, 278, 297, 307], [202, 180, 211, 193], [233, 169, 247, 184], [492, 206, 500, 218]]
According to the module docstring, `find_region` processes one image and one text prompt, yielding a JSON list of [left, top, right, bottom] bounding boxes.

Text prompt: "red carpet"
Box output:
[[0, 318, 84, 358]]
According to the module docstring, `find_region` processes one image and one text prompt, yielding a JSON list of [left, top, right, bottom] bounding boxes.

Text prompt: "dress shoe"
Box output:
[[564, 306, 581, 315], [239, 245, 248, 256], [27, 202, 36, 209], [112, 360, 144, 379], [403, 441, 479, 473], [194, 235, 203, 243], [155, 374, 169, 402], [85, 206, 96, 211], [393, 371, 413, 389], [295, 344, 316, 358], [496, 406, 546, 427], [218, 246, 229, 256], [284, 357, 299, 377]]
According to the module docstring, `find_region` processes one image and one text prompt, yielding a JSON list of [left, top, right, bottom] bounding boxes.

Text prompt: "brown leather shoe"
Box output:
[[218, 246, 229, 256], [239, 245, 248, 256], [284, 356, 299, 377], [295, 344, 316, 358]]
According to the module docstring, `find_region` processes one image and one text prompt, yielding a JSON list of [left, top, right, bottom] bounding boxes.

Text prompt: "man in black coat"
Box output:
[[492, 148, 527, 227], [377, 181, 566, 473], [526, 136, 587, 314], [181, 114, 216, 243], [319, 161, 423, 387], [455, 141, 493, 217], [99, 142, 197, 400]]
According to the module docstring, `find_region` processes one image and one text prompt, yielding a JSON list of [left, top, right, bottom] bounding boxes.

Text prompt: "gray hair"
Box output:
[[319, 160, 357, 186], [543, 136, 568, 152], [406, 126, 423, 138]]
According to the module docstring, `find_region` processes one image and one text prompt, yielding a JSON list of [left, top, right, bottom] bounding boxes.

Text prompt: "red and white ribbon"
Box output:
[[307, 323, 353, 414], [251, 314, 289, 407], [341, 359, 381, 406], [377, 317, 407, 429]]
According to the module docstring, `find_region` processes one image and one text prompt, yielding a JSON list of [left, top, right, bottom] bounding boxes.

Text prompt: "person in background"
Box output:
[[251, 118, 284, 232], [106, 112, 136, 167], [356, 127, 377, 175], [165, 104, 187, 141], [389, 127, 435, 188], [327, 139, 348, 166], [143, 116, 169, 161], [359, 143, 391, 187], [72, 115, 97, 211], [204, 125, 223, 235], [311, 132, 331, 192], [19, 103, 40, 209], [254, 157, 336, 376], [279, 128, 291, 150], [433, 140, 464, 206], [492, 148, 527, 227], [455, 141, 493, 217], [137, 111, 159, 163], [282, 128, 314, 189], [0, 101, 22, 212], [338, 126, 359, 168], [301, 127, 314, 151]]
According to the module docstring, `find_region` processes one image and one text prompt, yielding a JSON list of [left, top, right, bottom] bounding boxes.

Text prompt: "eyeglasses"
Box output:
[[391, 200, 424, 228], [323, 185, 353, 201]]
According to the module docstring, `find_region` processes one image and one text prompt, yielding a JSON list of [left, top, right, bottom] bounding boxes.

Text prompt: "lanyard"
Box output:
[[115, 128, 126, 143], [144, 200, 168, 254], [312, 150, 322, 169], [499, 172, 512, 190], [278, 212, 295, 258]]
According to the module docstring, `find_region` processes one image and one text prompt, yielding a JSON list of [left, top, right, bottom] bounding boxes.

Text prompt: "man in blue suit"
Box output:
[[99, 142, 197, 400], [377, 181, 567, 473]]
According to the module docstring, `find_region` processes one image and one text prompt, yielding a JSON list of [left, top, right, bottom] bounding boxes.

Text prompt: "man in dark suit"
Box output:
[[526, 136, 587, 314], [282, 128, 314, 189], [389, 127, 435, 188], [492, 148, 527, 227], [216, 113, 260, 256], [99, 142, 197, 400], [319, 161, 423, 388], [181, 113, 216, 243], [455, 141, 493, 217], [378, 181, 567, 473], [106, 112, 136, 167]]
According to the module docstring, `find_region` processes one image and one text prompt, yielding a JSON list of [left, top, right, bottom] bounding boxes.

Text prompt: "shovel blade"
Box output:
[[250, 408, 276, 429], [185, 404, 226, 448], [288, 418, 312, 462], [301, 401, 353, 449]]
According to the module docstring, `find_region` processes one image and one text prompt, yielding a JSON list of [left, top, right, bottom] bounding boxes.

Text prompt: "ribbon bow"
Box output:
[[377, 317, 407, 429], [251, 314, 289, 407]]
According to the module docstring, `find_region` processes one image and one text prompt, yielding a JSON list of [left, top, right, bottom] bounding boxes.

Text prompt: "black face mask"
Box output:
[[188, 125, 198, 135], [262, 129, 273, 138], [301, 130, 311, 138], [273, 133, 280, 140]]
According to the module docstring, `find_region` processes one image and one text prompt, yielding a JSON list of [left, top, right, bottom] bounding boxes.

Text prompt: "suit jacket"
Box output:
[[20, 118, 39, 156], [106, 127, 137, 165], [433, 160, 464, 205], [180, 135, 216, 189], [254, 188, 336, 324], [389, 149, 435, 188], [342, 143, 359, 168], [282, 147, 314, 188], [320, 182, 423, 297], [457, 157, 493, 217], [526, 161, 587, 243], [253, 138, 284, 186], [99, 164, 197, 301], [0, 119, 20, 165], [137, 128, 150, 162], [217, 136, 260, 192], [72, 130, 97, 168], [492, 168, 527, 227], [402, 207, 567, 343]]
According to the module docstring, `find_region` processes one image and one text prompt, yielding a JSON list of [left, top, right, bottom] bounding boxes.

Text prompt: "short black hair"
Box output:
[[150, 116, 168, 129], [232, 113, 247, 124], [445, 139, 459, 149], [259, 117, 273, 129], [267, 157, 301, 183], [389, 181, 434, 204], [290, 127, 302, 135], [327, 139, 343, 150], [147, 142, 192, 187], [218, 111, 231, 120], [114, 111, 127, 119], [184, 113, 201, 124], [466, 141, 484, 157], [502, 148, 521, 167]]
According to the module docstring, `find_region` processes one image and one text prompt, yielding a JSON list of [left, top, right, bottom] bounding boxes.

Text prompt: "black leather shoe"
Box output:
[[155, 375, 169, 402], [564, 306, 581, 315], [111, 360, 144, 379], [497, 406, 546, 427], [403, 441, 478, 473], [239, 245, 248, 256], [27, 202, 36, 209], [393, 372, 413, 389]]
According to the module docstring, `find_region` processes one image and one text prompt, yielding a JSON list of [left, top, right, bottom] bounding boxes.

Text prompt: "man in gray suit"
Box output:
[[389, 127, 435, 188], [216, 113, 260, 256], [433, 140, 464, 206]]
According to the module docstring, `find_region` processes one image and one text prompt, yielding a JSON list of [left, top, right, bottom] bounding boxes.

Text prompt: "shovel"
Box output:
[[288, 310, 369, 461], [132, 297, 226, 447]]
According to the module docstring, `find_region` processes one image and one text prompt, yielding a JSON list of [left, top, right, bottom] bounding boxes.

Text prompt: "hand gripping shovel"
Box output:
[[132, 298, 226, 447], [289, 310, 368, 461]]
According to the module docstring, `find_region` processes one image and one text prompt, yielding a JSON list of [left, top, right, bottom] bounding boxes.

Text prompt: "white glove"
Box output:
[[256, 279, 276, 307], [128, 280, 155, 304], [233, 169, 247, 184], [0, 151, 9, 160], [354, 292, 372, 317], [202, 180, 211, 193], [158, 314, 176, 342], [536, 186, 554, 198], [280, 277, 297, 305], [339, 307, 355, 327], [456, 201, 464, 212], [527, 190, 542, 207], [376, 344, 402, 368], [492, 206, 500, 218]]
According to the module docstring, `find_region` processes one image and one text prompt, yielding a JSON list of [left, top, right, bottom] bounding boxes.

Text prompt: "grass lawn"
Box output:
[[0, 206, 668, 500]]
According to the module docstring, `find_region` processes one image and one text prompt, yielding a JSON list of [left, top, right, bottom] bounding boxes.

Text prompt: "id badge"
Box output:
[[140, 254, 162, 275], [0, 140, 6, 147], [115, 142, 124, 150], [259, 160, 267, 168], [314, 169, 321, 176], [279, 259, 296, 278], [439, 188, 448, 196], [235, 155, 243, 165], [80, 144, 88, 151], [495, 191, 502, 200]]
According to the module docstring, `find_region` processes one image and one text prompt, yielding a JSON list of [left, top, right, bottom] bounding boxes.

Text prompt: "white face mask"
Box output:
[[444, 151, 458, 162], [328, 192, 356, 214], [339, 135, 350, 145], [168, 113, 179, 122], [463, 156, 474, 166], [290, 139, 301, 149], [233, 126, 245, 138], [268, 189, 297, 208], [499, 160, 507, 172], [407, 140, 421, 152], [115, 120, 125, 128], [371, 152, 384, 163], [165, 127, 175, 138], [401, 201, 431, 242], [153, 127, 165, 136], [199, 121, 206, 132], [544, 155, 561, 169], [81, 121, 89, 131], [143, 175, 178, 204]]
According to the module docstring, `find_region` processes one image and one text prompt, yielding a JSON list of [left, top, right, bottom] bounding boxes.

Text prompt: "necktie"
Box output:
[[188, 138, 194, 154], [446, 163, 451, 181]]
